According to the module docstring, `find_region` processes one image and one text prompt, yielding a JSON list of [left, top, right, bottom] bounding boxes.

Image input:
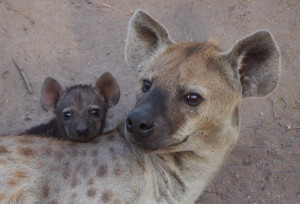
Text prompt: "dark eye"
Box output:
[[142, 80, 151, 93], [184, 93, 203, 106], [91, 109, 100, 117], [63, 111, 72, 120]]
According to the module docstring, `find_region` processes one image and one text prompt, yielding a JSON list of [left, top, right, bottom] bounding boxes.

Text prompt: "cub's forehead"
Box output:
[[58, 85, 105, 107]]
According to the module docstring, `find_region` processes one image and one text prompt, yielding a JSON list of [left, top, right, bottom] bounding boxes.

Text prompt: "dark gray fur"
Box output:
[[23, 72, 120, 142]]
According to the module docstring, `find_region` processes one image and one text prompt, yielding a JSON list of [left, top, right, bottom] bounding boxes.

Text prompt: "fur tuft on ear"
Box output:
[[95, 72, 120, 107], [41, 77, 63, 111], [224, 30, 280, 98], [125, 10, 173, 72]]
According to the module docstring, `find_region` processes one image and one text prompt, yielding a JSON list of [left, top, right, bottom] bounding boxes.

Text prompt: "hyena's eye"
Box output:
[[90, 109, 100, 117], [63, 111, 72, 120], [142, 80, 151, 93], [184, 93, 203, 106]]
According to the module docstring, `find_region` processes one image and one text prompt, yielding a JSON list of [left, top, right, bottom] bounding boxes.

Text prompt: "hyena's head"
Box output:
[[124, 10, 280, 153], [41, 72, 120, 142]]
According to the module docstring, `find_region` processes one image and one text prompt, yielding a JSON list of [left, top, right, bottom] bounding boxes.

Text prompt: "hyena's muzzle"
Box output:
[[125, 83, 188, 151]]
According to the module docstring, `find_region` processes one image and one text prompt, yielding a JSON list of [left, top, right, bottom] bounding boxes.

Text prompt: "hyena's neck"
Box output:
[[142, 151, 218, 203], [144, 137, 238, 203], [44, 119, 64, 137], [23, 118, 66, 138]]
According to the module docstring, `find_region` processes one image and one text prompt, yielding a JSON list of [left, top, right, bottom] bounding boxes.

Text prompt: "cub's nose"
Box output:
[[76, 124, 89, 136], [126, 109, 155, 138]]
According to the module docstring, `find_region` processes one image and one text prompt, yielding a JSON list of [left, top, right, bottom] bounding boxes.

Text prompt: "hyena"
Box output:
[[0, 10, 280, 204], [22, 72, 120, 142]]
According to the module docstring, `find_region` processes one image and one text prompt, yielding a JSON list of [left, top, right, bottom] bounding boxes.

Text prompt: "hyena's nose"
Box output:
[[126, 109, 155, 138], [76, 124, 89, 136]]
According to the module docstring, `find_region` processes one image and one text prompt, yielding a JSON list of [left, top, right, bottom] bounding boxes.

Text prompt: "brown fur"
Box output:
[[0, 145, 9, 154], [0, 10, 280, 204]]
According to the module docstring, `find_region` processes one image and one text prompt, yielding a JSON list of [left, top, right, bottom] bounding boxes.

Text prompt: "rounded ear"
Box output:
[[41, 77, 63, 111], [125, 10, 174, 72], [95, 72, 120, 107], [224, 30, 280, 98]]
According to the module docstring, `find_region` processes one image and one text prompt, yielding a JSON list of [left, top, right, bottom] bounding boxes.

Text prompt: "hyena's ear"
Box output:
[[41, 77, 63, 111], [224, 31, 280, 98], [95, 72, 120, 107], [125, 10, 173, 72]]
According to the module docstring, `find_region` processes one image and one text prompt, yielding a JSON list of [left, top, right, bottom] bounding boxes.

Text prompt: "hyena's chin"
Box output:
[[124, 130, 157, 151], [133, 142, 159, 152], [69, 136, 95, 142]]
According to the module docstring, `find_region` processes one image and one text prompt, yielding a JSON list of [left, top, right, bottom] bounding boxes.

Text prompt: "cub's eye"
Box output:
[[184, 93, 203, 106], [90, 109, 100, 117], [142, 80, 151, 93], [63, 111, 72, 120]]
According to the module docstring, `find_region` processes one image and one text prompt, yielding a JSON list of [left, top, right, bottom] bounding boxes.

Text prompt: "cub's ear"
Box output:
[[95, 72, 120, 108], [41, 77, 63, 111], [125, 10, 173, 72], [223, 30, 280, 98]]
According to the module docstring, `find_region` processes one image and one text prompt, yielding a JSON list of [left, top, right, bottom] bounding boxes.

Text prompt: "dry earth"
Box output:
[[0, 0, 299, 203]]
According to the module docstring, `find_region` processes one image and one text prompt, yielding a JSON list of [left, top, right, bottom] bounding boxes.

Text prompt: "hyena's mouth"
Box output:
[[165, 135, 190, 148], [135, 135, 189, 152], [125, 129, 190, 152]]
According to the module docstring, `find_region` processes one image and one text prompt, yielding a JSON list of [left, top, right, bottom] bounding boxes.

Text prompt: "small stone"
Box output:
[[243, 158, 250, 165]]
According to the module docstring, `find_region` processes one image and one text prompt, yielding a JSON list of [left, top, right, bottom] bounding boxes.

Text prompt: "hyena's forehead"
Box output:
[[145, 43, 219, 76], [142, 42, 229, 95]]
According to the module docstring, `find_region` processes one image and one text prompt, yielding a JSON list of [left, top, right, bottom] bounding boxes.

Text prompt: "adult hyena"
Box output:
[[0, 10, 280, 204]]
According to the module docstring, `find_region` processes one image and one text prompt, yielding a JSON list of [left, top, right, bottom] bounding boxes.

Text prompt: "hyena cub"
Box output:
[[23, 72, 120, 142]]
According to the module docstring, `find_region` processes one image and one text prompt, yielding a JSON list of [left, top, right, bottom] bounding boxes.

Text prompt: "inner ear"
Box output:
[[41, 77, 63, 111], [225, 31, 280, 98], [94, 72, 120, 107], [125, 10, 173, 72], [135, 25, 159, 53]]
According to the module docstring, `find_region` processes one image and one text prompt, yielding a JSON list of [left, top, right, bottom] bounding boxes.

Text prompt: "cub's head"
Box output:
[[41, 72, 120, 142], [124, 10, 280, 153]]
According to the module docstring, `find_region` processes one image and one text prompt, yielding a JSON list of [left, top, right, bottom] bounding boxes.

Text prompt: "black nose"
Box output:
[[126, 109, 155, 138], [76, 124, 89, 135]]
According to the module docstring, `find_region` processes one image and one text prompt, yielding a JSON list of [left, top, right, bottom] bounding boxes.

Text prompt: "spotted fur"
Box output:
[[0, 10, 280, 204]]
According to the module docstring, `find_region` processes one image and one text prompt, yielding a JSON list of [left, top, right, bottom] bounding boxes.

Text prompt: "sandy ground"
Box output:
[[0, 0, 299, 203]]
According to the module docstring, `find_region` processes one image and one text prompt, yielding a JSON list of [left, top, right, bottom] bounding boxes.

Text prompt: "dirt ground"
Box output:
[[0, 0, 299, 203]]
